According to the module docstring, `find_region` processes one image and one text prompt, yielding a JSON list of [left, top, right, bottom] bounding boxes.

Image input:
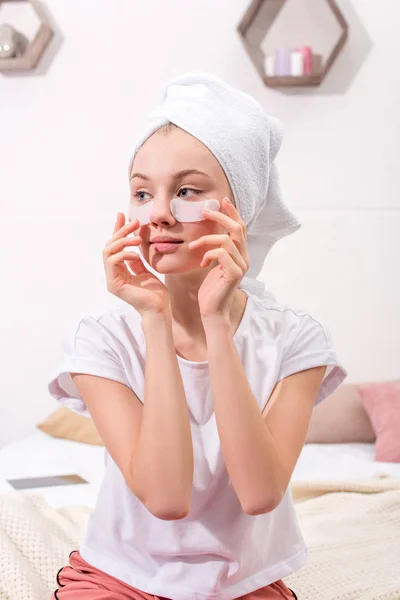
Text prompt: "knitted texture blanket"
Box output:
[[1, 477, 400, 600]]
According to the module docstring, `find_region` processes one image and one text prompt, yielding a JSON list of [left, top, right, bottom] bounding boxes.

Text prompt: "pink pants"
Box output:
[[51, 550, 298, 599]]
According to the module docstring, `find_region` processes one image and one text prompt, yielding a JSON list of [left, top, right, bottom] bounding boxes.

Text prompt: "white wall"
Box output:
[[0, 0, 399, 446]]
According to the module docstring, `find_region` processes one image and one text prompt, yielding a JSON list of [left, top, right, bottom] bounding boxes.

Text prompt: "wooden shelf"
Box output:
[[0, 0, 54, 72], [264, 74, 323, 87], [238, 0, 349, 89]]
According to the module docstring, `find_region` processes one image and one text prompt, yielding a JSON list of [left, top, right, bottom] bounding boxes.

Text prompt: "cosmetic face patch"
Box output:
[[127, 198, 220, 225]]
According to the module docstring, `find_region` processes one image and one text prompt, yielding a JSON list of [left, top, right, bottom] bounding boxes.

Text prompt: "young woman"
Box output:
[[48, 73, 346, 600]]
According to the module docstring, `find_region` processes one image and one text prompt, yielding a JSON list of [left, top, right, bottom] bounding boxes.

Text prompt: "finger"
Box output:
[[200, 248, 243, 280], [202, 205, 249, 265], [107, 215, 140, 247], [200, 248, 244, 276], [108, 249, 146, 272], [189, 233, 236, 249], [203, 197, 246, 235], [113, 212, 124, 235], [189, 234, 249, 271], [125, 252, 151, 277], [103, 235, 142, 259]]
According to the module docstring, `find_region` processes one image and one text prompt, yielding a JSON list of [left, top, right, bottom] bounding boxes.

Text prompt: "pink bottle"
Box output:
[[297, 46, 313, 75]]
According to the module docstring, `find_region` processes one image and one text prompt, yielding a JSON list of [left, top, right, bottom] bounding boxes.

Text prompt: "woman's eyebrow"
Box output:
[[130, 169, 211, 181]]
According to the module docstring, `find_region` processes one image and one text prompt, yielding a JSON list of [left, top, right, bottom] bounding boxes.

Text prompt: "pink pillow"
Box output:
[[306, 384, 375, 444], [357, 381, 400, 463]]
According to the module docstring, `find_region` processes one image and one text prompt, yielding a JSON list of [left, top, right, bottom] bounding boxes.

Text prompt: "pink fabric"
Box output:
[[50, 550, 297, 600], [357, 381, 400, 463]]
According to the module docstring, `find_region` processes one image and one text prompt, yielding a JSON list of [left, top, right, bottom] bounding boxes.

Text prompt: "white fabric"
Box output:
[[292, 442, 400, 482], [0, 430, 105, 508], [128, 71, 301, 289], [47, 289, 346, 600], [2, 478, 400, 600], [2, 434, 400, 509]]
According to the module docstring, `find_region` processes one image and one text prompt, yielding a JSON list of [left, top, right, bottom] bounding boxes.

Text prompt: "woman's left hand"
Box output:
[[188, 197, 250, 321]]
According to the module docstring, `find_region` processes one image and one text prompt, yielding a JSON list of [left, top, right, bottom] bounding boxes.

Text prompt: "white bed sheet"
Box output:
[[292, 442, 400, 481], [1, 431, 400, 509], [0, 429, 105, 508]]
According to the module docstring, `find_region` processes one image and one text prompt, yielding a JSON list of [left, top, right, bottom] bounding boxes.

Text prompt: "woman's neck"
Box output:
[[165, 272, 248, 361]]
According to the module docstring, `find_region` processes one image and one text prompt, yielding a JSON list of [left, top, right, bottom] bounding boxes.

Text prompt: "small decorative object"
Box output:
[[264, 46, 315, 78], [0, 0, 54, 72], [238, 0, 349, 89], [263, 54, 275, 77], [290, 51, 304, 76], [0, 23, 28, 59], [274, 47, 290, 76], [297, 46, 313, 75]]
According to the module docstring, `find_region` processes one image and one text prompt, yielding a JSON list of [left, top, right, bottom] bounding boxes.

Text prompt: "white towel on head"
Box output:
[[129, 72, 301, 299]]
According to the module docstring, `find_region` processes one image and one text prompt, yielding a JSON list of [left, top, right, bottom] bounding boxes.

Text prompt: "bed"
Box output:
[[1, 430, 400, 599], [0, 429, 105, 509]]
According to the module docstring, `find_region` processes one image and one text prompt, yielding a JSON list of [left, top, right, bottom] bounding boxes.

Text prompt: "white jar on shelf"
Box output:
[[263, 54, 275, 77], [290, 51, 304, 76]]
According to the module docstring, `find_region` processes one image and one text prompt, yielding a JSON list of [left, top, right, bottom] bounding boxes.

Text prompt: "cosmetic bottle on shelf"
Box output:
[[263, 54, 275, 77], [274, 47, 291, 76], [297, 46, 313, 75], [290, 51, 304, 76]]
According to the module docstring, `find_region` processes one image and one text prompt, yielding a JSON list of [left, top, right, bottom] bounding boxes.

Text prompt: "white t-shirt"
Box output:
[[48, 289, 347, 600]]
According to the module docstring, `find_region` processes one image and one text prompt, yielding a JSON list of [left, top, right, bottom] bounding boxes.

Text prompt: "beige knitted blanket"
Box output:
[[1, 477, 400, 600]]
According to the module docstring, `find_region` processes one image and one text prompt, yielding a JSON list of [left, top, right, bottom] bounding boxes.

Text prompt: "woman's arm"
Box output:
[[134, 311, 194, 518], [203, 318, 326, 516], [72, 311, 193, 521]]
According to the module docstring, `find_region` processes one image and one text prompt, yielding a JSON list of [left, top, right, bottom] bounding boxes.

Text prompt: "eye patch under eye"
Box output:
[[127, 197, 220, 225]]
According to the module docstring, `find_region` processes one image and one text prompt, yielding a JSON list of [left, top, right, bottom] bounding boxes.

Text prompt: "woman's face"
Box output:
[[129, 127, 234, 275]]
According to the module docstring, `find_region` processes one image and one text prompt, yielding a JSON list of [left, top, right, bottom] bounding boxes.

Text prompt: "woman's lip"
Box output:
[[152, 241, 183, 253], [150, 239, 183, 243]]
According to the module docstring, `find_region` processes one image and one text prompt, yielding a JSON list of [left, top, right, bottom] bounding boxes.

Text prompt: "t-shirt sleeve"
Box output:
[[47, 315, 131, 418], [278, 313, 347, 406]]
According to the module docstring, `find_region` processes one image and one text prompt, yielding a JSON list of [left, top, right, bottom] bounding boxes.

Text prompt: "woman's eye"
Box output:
[[178, 187, 201, 198], [133, 191, 151, 203], [133, 188, 201, 202]]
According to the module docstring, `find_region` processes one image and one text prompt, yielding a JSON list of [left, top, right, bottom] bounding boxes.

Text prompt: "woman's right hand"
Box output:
[[103, 212, 170, 316]]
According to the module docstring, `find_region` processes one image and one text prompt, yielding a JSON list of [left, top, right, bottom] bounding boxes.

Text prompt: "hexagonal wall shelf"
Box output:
[[0, 0, 53, 71], [237, 0, 349, 88]]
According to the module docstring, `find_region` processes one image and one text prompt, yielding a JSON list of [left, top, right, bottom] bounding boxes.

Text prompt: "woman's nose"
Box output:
[[150, 198, 177, 227]]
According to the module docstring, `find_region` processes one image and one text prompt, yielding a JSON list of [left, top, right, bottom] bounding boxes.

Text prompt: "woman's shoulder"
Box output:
[[244, 290, 347, 400], [246, 289, 328, 332], [64, 302, 143, 349], [243, 289, 336, 359]]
